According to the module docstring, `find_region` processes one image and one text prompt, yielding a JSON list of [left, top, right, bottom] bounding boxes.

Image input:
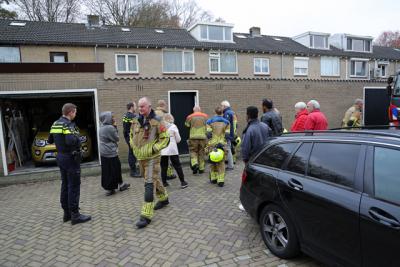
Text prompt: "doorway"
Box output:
[[168, 91, 198, 154]]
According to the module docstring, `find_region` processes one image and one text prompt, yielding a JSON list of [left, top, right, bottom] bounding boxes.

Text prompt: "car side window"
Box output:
[[308, 143, 360, 187], [254, 143, 297, 169], [374, 147, 400, 205], [286, 143, 312, 175]]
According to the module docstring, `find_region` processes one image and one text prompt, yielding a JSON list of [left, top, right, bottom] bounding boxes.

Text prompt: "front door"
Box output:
[[169, 92, 196, 154]]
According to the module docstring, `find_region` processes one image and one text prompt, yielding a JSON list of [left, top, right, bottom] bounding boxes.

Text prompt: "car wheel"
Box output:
[[259, 204, 300, 259]]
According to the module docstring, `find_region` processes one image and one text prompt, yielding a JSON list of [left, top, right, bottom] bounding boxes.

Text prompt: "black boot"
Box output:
[[71, 211, 91, 225], [154, 199, 169, 210], [218, 182, 224, 187], [63, 210, 71, 222], [199, 169, 204, 174], [119, 182, 130, 191], [136, 217, 151, 229], [192, 164, 199, 174]]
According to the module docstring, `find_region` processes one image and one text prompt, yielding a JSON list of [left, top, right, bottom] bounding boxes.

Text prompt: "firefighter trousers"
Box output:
[[139, 158, 168, 220], [209, 160, 225, 183], [188, 139, 207, 171]]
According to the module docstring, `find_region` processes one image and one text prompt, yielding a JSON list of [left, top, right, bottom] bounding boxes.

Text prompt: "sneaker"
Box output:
[[181, 181, 188, 189], [119, 183, 130, 192], [106, 190, 115, 196]]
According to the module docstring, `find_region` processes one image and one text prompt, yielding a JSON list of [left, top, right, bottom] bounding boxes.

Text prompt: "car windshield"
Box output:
[[38, 117, 58, 132], [394, 73, 400, 96]]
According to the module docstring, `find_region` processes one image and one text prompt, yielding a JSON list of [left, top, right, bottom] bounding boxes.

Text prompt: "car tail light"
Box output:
[[241, 169, 247, 183]]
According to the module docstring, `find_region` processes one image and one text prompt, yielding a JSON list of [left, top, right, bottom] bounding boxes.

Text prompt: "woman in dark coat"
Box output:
[[99, 111, 130, 196]]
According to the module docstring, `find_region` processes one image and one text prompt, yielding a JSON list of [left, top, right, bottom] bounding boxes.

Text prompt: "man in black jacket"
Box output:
[[123, 102, 140, 177], [261, 98, 283, 136]]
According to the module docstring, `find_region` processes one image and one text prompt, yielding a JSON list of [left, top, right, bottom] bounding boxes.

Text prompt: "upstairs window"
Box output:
[[376, 61, 389, 78], [0, 47, 20, 62], [199, 25, 233, 42], [50, 52, 68, 63], [294, 57, 309, 76], [209, 51, 237, 73], [254, 58, 270, 75], [321, 56, 340, 76], [163, 50, 194, 73], [115, 54, 138, 73], [310, 35, 328, 49], [347, 38, 372, 52], [350, 59, 368, 77]]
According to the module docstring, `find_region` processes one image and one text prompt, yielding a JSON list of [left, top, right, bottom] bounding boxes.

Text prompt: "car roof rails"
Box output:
[[283, 125, 400, 139]]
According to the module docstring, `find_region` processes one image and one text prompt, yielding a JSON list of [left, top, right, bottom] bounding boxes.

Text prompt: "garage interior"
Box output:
[[0, 91, 99, 176]]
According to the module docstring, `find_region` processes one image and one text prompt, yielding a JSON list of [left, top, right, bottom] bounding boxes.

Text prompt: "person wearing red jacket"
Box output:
[[290, 102, 308, 132], [304, 100, 328, 130]]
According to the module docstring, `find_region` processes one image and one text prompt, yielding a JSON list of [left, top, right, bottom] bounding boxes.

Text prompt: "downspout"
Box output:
[[94, 44, 98, 62], [345, 58, 348, 79], [281, 53, 284, 78]]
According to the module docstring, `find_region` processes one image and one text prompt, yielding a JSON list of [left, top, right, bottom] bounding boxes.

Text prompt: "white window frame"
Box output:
[[293, 57, 309, 76], [349, 58, 369, 78], [346, 38, 372, 53], [200, 25, 233, 43], [310, 35, 329, 49], [376, 61, 389, 78], [253, 57, 270, 75], [162, 49, 195, 74], [115, 54, 139, 74], [209, 51, 238, 74], [320, 56, 340, 77]]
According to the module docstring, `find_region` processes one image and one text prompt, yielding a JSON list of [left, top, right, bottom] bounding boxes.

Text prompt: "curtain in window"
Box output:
[[127, 55, 137, 72], [163, 51, 182, 72], [220, 52, 236, 72], [183, 52, 193, 72], [117, 55, 126, 72], [321, 57, 339, 76], [294, 59, 308, 74], [0, 47, 20, 62], [210, 57, 219, 72]]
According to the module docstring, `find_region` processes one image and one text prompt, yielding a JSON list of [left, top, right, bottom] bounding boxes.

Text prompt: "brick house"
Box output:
[[0, 18, 399, 176]]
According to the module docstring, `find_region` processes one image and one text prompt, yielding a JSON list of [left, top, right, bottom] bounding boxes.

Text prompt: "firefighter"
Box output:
[[48, 103, 91, 225], [131, 97, 170, 229], [122, 102, 140, 177], [206, 106, 230, 187], [154, 100, 176, 180], [185, 105, 208, 174]]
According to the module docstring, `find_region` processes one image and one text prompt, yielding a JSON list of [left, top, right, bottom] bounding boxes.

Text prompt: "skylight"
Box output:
[[273, 37, 283, 41], [155, 29, 164, 33], [9, 22, 26, 27], [235, 34, 247, 39], [121, 28, 131, 32]]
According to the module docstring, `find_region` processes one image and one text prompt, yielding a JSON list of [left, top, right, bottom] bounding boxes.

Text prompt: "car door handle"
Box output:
[[368, 208, 400, 229], [288, 179, 303, 191]]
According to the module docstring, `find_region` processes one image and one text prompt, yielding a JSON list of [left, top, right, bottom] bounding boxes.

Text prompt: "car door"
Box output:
[[277, 142, 365, 267], [360, 146, 400, 267]]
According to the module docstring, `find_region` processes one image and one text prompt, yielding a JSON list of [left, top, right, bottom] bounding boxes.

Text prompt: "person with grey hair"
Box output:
[[342, 98, 363, 127], [220, 100, 236, 171], [290, 101, 308, 132], [305, 100, 328, 130]]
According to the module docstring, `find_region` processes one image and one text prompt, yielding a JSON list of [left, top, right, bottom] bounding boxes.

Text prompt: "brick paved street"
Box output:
[[0, 163, 322, 267]]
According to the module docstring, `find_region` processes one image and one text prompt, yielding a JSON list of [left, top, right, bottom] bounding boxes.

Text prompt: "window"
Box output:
[[374, 147, 400, 205], [163, 50, 194, 73], [308, 143, 360, 187], [0, 47, 20, 62], [350, 60, 368, 77], [321, 56, 340, 76], [346, 38, 372, 52], [294, 57, 309, 76], [50, 52, 68, 63], [254, 58, 270, 74], [287, 143, 312, 175], [209, 51, 237, 73], [310, 35, 328, 49], [254, 143, 298, 169], [199, 25, 233, 42], [115, 54, 138, 73], [377, 62, 389, 78]]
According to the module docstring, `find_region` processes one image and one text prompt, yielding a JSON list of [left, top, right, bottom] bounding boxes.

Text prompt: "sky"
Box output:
[[198, 0, 400, 39]]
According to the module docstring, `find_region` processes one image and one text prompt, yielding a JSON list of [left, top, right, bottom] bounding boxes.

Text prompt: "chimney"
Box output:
[[249, 27, 261, 37], [87, 15, 100, 28]]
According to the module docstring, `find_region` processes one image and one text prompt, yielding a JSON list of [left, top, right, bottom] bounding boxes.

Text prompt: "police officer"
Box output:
[[48, 103, 91, 225], [123, 102, 140, 177], [130, 97, 170, 228], [206, 106, 230, 187], [185, 105, 208, 174]]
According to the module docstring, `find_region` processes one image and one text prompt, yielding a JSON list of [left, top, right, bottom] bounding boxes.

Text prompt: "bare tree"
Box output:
[[375, 31, 400, 49], [0, 0, 18, 19], [168, 0, 213, 28], [14, 0, 81, 22]]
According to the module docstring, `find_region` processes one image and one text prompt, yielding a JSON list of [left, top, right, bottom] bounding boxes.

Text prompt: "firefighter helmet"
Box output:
[[209, 148, 224, 163]]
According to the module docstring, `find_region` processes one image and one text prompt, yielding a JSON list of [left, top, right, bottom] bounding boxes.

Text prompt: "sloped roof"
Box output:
[[1, 19, 400, 60]]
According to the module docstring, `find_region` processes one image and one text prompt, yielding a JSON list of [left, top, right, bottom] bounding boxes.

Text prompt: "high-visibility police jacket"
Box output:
[[206, 115, 230, 147], [122, 111, 136, 143], [130, 110, 170, 160], [48, 116, 81, 153], [185, 112, 208, 139]]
